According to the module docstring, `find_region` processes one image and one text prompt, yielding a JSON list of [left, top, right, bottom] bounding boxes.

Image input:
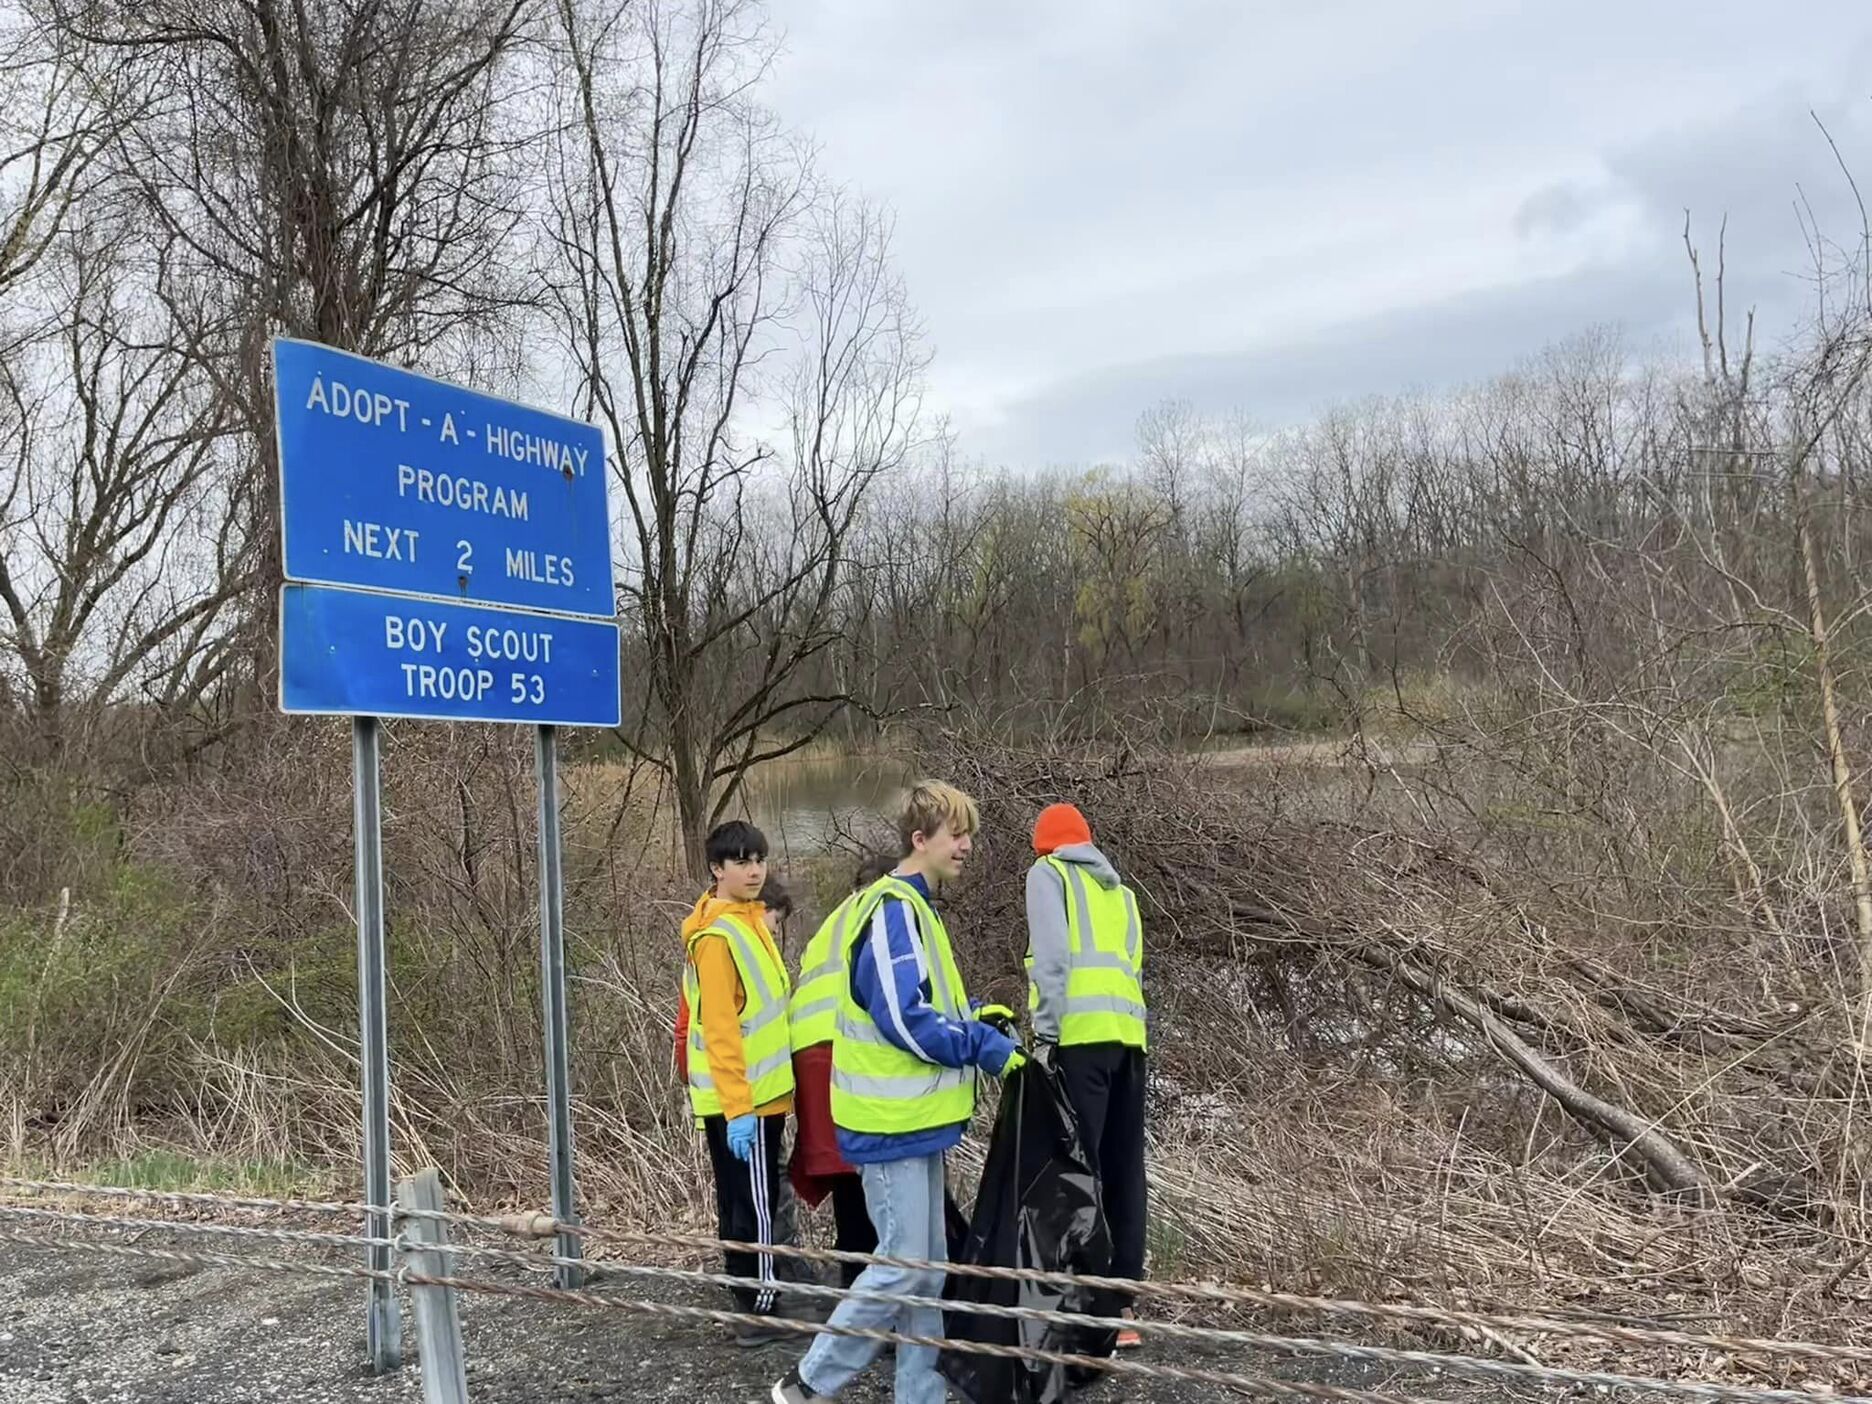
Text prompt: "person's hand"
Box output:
[[976, 1003, 1018, 1037], [999, 1049, 1028, 1079], [726, 1113, 757, 1162]]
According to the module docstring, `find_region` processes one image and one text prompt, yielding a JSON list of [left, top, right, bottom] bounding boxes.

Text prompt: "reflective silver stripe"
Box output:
[[691, 997, 787, 1039], [1061, 864, 1140, 978], [832, 1066, 968, 1098], [790, 902, 851, 1019], [789, 994, 839, 1025], [836, 1015, 895, 1046], [1064, 994, 1148, 1021], [747, 1047, 793, 1084], [820, 904, 852, 975], [691, 1046, 793, 1092], [853, 881, 964, 1017], [743, 999, 787, 1035], [1062, 862, 1095, 956], [904, 899, 963, 1017], [799, 959, 843, 985], [709, 918, 776, 1003]]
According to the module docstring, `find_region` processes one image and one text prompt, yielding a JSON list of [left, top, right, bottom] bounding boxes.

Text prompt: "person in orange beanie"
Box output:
[[1026, 802, 1148, 1349]]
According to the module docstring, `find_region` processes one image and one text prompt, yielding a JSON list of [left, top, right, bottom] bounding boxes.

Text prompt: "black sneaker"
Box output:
[[771, 1365, 834, 1403]]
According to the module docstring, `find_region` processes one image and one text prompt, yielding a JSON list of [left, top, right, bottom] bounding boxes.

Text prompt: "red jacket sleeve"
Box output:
[[674, 990, 690, 1081]]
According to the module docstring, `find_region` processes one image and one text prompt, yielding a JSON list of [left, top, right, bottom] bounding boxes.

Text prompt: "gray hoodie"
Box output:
[[1025, 842, 1130, 1043]]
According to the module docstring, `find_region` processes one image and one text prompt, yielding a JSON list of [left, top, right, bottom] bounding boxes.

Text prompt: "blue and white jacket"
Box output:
[[836, 872, 1019, 1165]]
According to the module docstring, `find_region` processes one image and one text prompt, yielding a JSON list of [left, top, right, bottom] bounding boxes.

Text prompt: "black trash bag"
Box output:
[[939, 1046, 1117, 1404]]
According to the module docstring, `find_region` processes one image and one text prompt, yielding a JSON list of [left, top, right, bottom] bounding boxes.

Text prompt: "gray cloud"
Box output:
[[768, 0, 1872, 468], [970, 262, 1699, 466], [1519, 82, 1872, 259], [1512, 184, 1593, 240]]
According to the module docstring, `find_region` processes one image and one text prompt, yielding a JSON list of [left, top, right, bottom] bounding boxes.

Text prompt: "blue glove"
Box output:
[[726, 1113, 758, 1162]]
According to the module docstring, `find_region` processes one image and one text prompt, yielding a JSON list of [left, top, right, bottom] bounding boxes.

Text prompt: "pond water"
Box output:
[[730, 747, 910, 860]]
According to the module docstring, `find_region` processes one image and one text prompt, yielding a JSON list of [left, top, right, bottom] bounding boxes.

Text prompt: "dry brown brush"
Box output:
[[921, 724, 1872, 1349]]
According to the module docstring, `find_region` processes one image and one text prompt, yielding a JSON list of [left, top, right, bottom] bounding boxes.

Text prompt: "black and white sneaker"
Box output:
[[770, 1365, 834, 1403]]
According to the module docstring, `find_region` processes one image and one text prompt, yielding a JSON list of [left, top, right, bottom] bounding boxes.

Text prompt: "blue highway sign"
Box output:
[[280, 584, 622, 727], [275, 338, 614, 619]]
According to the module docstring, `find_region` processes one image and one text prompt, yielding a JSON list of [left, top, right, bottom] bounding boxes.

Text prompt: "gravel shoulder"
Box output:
[[0, 1236, 1537, 1404]]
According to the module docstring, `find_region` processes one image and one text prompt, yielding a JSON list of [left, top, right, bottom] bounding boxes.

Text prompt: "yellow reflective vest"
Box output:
[[788, 891, 865, 1051], [684, 913, 796, 1118], [830, 876, 977, 1135], [1026, 856, 1148, 1050]]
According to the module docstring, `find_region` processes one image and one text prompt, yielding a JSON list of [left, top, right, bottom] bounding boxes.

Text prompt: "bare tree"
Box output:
[[1063, 469, 1170, 679], [0, 228, 236, 767], [546, 0, 923, 876], [48, 0, 539, 692], [0, 5, 143, 299]]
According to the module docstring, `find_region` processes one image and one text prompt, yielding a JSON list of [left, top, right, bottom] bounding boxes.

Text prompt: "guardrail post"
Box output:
[[397, 1169, 470, 1404]]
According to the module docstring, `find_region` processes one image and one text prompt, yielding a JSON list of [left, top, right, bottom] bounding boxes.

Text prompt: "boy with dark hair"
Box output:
[[680, 820, 797, 1347]]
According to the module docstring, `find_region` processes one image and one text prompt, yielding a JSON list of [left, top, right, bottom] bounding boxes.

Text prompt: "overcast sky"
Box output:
[[765, 1, 1872, 468]]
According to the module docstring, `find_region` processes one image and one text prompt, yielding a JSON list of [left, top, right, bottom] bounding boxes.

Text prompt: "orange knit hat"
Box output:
[[1032, 803, 1093, 855]]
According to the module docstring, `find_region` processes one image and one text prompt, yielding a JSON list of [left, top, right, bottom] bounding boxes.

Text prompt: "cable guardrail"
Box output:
[[4, 1173, 1869, 1404], [1, 1176, 368, 1217], [0, 1220, 1431, 1404], [402, 1238, 1872, 1404], [11, 1173, 1868, 1367], [0, 1225, 392, 1285], [0, 1202, 394, 1251]]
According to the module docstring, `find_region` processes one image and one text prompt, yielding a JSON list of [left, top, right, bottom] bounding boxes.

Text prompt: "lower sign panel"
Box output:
[[280, 584, 622, 726]]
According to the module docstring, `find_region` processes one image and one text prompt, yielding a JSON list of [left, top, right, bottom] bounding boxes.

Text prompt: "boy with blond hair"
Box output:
[[771, 781, 1023, 1404]]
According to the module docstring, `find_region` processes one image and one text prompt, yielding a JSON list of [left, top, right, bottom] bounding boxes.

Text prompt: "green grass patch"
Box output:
[[1144, 1210, 1193, 1277], [42, 1150, 323, 1199]]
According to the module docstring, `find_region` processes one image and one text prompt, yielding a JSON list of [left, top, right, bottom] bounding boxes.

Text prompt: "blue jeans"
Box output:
[[798, 1152, 948, 1403]]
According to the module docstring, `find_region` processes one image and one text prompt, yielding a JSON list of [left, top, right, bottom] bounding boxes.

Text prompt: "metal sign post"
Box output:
[[535, 724, 584, 1287], [352, 716, 401, 1372], [273, 338, 617, 1369]]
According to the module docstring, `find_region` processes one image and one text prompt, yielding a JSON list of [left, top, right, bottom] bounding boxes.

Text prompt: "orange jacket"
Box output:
[[678, 893, 794, 1121]]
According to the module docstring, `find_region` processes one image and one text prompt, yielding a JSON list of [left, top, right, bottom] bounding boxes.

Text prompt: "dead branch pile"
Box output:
[[921, 730, 1872, 1337]]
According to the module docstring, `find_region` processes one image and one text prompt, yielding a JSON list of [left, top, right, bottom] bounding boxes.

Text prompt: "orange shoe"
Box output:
[[1115, 1311, 1143, 1350]]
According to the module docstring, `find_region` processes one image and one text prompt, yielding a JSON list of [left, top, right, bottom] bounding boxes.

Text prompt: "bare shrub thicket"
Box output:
[[921, 725, 1871, 1348]]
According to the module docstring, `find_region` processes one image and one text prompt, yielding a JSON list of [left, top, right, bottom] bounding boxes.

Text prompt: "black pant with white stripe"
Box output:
[[701, 1111, 787, 1315]]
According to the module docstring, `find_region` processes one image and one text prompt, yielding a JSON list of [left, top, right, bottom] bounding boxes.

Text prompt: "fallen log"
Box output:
[[1373, 949, 1717, 1207]]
